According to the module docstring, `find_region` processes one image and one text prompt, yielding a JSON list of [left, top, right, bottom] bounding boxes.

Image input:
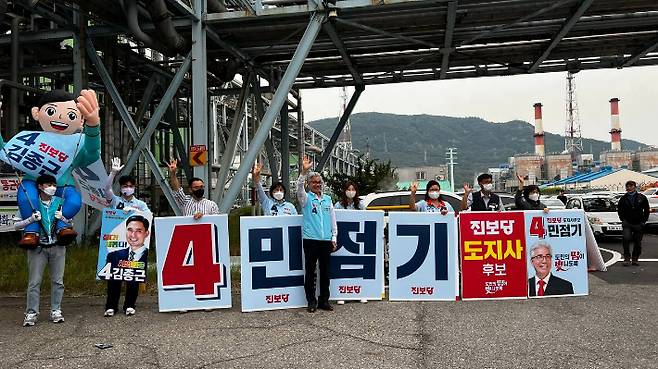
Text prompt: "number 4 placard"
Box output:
[[155, 215, 232, 312]]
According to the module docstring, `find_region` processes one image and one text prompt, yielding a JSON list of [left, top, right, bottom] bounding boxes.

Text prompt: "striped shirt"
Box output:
[[173, 188, 220, 216]]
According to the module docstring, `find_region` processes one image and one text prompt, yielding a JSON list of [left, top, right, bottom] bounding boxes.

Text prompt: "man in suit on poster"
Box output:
[[528, 242, 574, 297]]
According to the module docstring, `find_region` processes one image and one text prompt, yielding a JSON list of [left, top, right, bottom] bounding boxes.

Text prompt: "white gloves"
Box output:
[[31, 211, 42, 222], [111, 157, 124, 175]]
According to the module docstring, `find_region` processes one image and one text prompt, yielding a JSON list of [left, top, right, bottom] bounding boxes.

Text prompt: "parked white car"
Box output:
[[540, 197, 567, 210], [565, 195, 621, 238], [641, 188, 658, 228]]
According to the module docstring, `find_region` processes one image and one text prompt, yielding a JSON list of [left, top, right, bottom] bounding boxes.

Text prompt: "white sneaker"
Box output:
[[104, 309, 115, 317], [179, 310, 188, 314], [360, 299, 368, 304], [125, 308, 136, 316], [23, 313, 38, 327], [204, 308, 213, 312], [50, 310, 64, 323], [337, 300, 345, 305]]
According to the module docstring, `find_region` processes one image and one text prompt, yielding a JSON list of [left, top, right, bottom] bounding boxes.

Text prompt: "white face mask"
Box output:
[[121, 187, 135, 196], [42, 186, 57, 196], [345, 190, 356, 199], [273, 191, 285, 201], [482, 183, 494, 192], [428, 191, 440, 200], [528, 193, 540, 201]]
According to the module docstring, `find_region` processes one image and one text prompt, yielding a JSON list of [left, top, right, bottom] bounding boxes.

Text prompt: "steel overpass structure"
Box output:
[[1, 0, 657, 231]]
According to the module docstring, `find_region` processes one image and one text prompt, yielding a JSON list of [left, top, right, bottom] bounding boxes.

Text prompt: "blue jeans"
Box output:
[[17, 180, 81, 234]]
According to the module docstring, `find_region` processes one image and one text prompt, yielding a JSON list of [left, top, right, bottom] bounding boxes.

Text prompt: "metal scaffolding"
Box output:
[[1, 0, 658, 234]]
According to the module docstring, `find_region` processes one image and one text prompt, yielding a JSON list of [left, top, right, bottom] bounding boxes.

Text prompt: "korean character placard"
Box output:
[[155, 215, 231, 312], [388, 212, 459, 301], [524, 210, 588, 298], [0, 131, 82, 180], [330, 210, 385, 301], [72, 158, 111, 210], [460, 211, 528, 300], [240, 215, 307, 312], [96, 209, 153, 283]]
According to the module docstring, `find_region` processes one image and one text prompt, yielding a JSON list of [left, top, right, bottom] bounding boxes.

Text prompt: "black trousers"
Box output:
[[622, 221, 644, 260], [303, 239, 332, 306], [105, 280, 140, 311]]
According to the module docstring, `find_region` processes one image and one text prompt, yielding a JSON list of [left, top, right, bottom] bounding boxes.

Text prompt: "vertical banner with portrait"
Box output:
[[329, 210, 385, 301], [525, 210, 588, 298], [388, 212, 459, 301], [96, 209, 153, 283], [240, 215, 307, 312], [155, 215, 232, 312], [460, 211, 528, 300]]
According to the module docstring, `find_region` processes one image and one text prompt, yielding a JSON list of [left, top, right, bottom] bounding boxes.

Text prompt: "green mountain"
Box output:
[[309, 112, 649, 185]]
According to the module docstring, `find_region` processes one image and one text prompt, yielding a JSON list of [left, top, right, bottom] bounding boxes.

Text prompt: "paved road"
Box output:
[[1, 235, 657, 369]]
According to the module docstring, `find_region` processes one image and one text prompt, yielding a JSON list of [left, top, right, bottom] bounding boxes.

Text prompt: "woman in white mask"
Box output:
[[515, 173, 549, 212], [335, 181, 365, 210], [409, 180, 453, 215], [252, 162, 297, 216], [334, 181, 367, 305]]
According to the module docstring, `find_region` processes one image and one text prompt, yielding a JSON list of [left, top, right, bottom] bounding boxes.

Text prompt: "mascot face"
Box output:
[[31, 99, 83, 135]]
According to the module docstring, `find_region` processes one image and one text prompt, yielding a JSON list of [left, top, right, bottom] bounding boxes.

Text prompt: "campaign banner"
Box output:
[[73, 158, 111, 210], [525, 210, 588, 298], [240, 215, 306, 312], [330, 210, 385, 301], [0, 131, 84, 180], [155, 215, 232, 312], [388, 212, 459, 301], [96, 209, 153, 283], [460, 211, 528, 300], [0, 206, 20, 232], [0, 176, 19, 201]]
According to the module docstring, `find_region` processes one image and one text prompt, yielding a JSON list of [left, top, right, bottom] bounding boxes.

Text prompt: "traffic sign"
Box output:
[[189, 145, 207, 167]]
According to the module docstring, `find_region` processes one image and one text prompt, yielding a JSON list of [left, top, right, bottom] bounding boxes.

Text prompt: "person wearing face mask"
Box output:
[[460, 173, 505, 211], [617, 180, 650, 266], [297, 156, 338, 313], [252, 161, 297, 216], [334, 181, 367, 305], [335, 181, 366, 210], [167, 159, 220, 219], [104, 157, 150, 212], [514, 173, 549, 212], [409, 180, 453, 215], [14, 175, 73, 327]]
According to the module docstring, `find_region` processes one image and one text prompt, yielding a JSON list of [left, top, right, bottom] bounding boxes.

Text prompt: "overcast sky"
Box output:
[[301, 65, 658, 148]]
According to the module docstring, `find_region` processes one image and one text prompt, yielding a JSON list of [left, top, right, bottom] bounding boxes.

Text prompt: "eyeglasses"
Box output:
[[310, 180, 322, 184], [531, 254, 552, 261]]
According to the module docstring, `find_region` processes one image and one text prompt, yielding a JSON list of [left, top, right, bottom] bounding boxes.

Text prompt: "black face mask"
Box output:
[[192, 189, 205, 198]]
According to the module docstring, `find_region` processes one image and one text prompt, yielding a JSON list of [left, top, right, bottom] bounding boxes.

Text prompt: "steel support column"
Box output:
[[9, 17, 20, 136], [134, 74, 160, 126], [171, 102, 193, 180], [315, 85, 364, 172], [218, 12, 325, 213], [192, 0, 210, 194], [214, 74, 252, 202], [620, 37, 658, 68], [252, 80, 280, 184], [280, 103, 290, 198], [440, 1, 457, 79], [86, 38, 182, 215]]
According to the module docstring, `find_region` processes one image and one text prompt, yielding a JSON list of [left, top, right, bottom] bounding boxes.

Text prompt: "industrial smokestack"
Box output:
[[610, 98, 621, 151], [533, 102, 545, 157]]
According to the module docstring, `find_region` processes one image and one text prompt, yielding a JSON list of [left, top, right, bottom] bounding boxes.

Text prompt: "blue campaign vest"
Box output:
[[302, 191, 333, 240]]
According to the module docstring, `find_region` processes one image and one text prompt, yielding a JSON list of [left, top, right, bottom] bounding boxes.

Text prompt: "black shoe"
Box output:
[[318, 303, 334, 311], [307, 303, 317, 313], [632, 260, 640, 266], [623, 259, 631, 267]]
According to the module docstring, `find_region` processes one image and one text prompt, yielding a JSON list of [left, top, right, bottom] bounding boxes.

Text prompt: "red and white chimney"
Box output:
[[533, 102, 545, 157], [610, 98, 621, 151]]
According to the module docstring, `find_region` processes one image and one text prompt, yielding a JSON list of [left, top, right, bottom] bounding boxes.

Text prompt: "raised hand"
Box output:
[[516, 173, 525, 185], [111, 157, 124, 175], [76, 89, 100, 126], [302, 155, 312, 174], [31, 211, 41, 222], [167, 158, 178, 174], [410, 181, 418, 194], [252, 161, 262, 180], [55, 210, 63, 220], [463, 182, 472, 193]]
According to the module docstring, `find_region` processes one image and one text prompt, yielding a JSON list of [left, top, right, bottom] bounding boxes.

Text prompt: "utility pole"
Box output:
[[446, 147, 457, 192]]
